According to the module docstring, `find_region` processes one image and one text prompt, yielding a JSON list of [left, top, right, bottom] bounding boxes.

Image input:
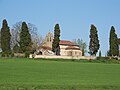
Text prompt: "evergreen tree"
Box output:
[[1, 19, 11, 53], [89, 24, 100, 56], [107, 50, 111, 56], [118, 38, 120, 44], [13, 44, 20, 53], [99, 50, 101, 57], [52, 24, 60, 55], [109, 26, 119, 56], [19, 22, 32, 53]]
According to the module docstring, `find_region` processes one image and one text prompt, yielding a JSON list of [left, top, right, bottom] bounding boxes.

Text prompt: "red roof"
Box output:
[[65, 46, 80, 50], [59, 40, 78, 45], [41, 46, 52, 50]]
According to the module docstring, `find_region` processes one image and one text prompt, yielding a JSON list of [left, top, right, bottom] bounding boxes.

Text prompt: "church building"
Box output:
[[42, 32, 82, 56]]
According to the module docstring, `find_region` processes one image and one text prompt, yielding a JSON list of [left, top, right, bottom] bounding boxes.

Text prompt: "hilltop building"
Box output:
[[39, 32, 82, 56]]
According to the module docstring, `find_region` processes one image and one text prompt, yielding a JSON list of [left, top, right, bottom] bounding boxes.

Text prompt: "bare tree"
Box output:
[[73, 38, 87, 56], [11, 21, 44, 51], [11, 22, 22, 49]]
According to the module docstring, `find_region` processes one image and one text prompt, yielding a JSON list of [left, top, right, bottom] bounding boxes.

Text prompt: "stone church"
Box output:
[[41, 32, 82, 56]]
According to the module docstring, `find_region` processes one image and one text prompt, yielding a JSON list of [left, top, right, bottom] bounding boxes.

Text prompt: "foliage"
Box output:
[[96, 56, 110, 60], [11, 22, 43, 51], [11, 52, 14, 57], [99, 50, 101, 57], [25, 52, 30, 58], [19, 22, 32, 53], [89, 24, 100, 56], [13, 44, 21, 53], [73, 38, 87, 56], [1, 51, 11, 57], [0, 30, 1, 48], [109, 26, 119, 56], [52, 24, 60, 55], [82, 48, 84, 56], [1, 19, 11, 56], [107, 50, 111, 56], [0, 58, 120, 90], [118, 38, 120, 44]]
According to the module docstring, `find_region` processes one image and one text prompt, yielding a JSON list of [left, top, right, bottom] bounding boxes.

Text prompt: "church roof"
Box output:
[[65, 46, 80, 50], [41, 46, 52, 51], [59, 40, 79, 46]]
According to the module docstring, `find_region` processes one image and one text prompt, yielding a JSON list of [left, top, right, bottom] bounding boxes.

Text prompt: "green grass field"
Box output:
[[0, 58, 120, 90]]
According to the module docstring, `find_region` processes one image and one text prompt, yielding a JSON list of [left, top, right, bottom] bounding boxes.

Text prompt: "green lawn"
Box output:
[[0, 58, 120, 90]]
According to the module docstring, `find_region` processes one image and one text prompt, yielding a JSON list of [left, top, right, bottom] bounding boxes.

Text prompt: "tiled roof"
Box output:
[[59, 40, 78, 46], [41, 46, 52, 50], [65, 46, 80, 50]]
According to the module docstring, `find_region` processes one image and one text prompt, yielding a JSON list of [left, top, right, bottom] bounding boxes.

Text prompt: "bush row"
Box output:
[[0, 52, 30, 58]]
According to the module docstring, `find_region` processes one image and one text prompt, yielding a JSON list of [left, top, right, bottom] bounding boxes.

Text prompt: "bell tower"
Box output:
[[45, 31, 53, 48]]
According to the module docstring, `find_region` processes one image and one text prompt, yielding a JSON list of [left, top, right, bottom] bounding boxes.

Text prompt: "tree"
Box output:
[[118, 38, 120, 56], [19, 22, 32, 53], [82, 48, 85, 56], [13, 44, 20, 53], [1, 19, 11, 53], [52, 24, 60, 55], [99, 50, 101, 57], [0, 31, 1, 48], [109, 26, 119, 56], [73, 38, 87, 56], [89, 24, 100, 56], [118, 38, 120, 44], [107, 50, 111, 57], [11, 22, 43, 51]]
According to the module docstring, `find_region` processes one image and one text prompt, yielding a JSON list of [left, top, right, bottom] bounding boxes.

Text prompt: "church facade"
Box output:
[[42, 32, 82, 56]]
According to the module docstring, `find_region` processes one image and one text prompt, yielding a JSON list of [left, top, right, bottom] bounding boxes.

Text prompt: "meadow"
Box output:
[[0, 58, 120, 90]]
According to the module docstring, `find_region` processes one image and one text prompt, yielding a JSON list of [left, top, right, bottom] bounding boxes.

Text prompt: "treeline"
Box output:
[[73, 25, 120, 57], [0, 19, 43, 57], [0, 19, 120, 57], [88, 25, 120, 57]]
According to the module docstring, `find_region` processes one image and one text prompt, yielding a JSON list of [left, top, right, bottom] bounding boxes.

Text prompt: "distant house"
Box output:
[[59, 40, 82, 56], [40, 32, 82, 56]]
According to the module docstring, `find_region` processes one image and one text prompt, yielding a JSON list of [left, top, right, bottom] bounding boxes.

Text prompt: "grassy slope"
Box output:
[[0, 58, 120, 90]]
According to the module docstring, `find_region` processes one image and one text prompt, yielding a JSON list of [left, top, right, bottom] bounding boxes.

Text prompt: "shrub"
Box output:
[[1, 52, 5, 57], [97, 57, 110, 60], [1, 52, 11, 57], [11, 53, 14, 57], [25, 52, 30, 58]]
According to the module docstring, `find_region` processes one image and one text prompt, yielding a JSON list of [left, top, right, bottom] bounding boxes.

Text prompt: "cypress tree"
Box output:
[[118, 38, 120, 44], [109, 26, 119, 56], [107, 50, 111, 56], [19, 22, 32, 53], [52, 24, 60, 55], [99, 50, 101, 57], [1, 19, 11, 53], [89, 24, 100, 56], [13, 44, 20, 53]]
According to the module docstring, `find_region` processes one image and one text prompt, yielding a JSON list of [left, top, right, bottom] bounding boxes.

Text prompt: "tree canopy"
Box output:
[[89, 24, 100, 56], [73, 38, 87, 56], [118, 38, 120, 44], [11, 22, 43, 50], [52, 24, 60, 55], [19, 22, 32, 53], [1, 19, 11, 53], [109, 26, 119, 56]]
